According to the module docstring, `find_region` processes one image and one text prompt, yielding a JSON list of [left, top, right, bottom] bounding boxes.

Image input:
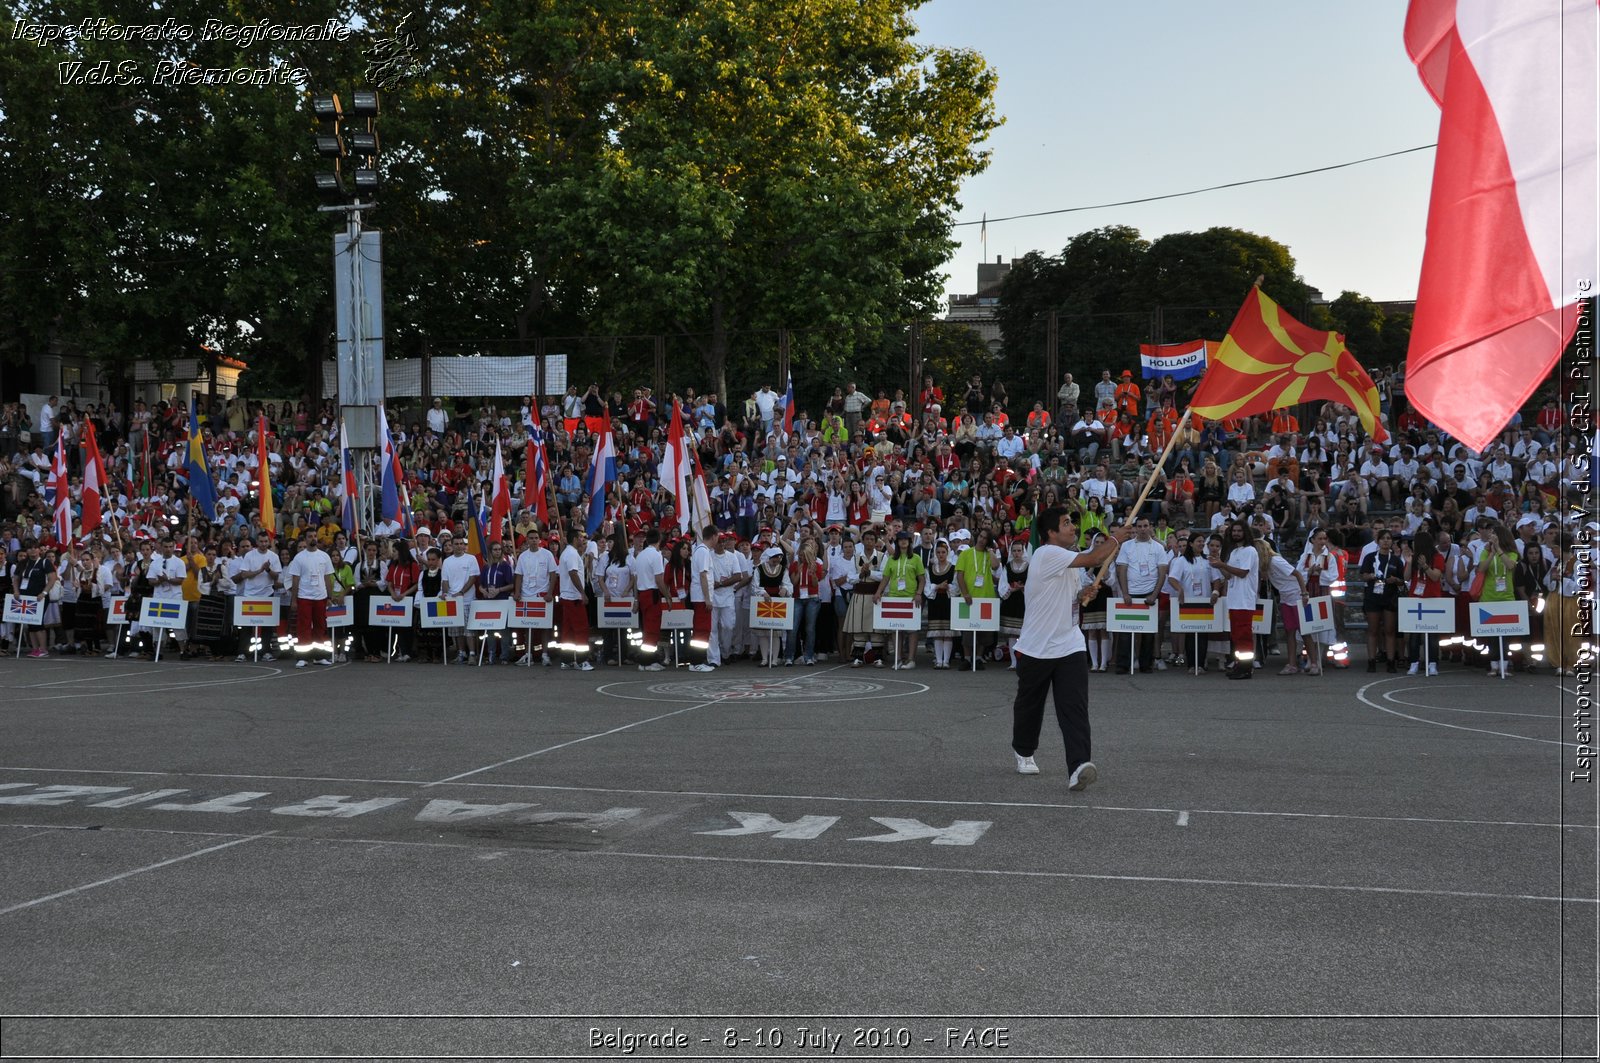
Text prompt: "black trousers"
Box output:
[[1011, 651, 1091, 771], [1112, 631, 1157, 671]]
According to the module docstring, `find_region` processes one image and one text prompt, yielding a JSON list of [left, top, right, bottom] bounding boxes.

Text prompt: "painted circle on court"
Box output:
[[597, 675, 930, 703], [1357, 677, 1576, 748]]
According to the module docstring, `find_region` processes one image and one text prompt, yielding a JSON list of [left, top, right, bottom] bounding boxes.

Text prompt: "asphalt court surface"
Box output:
[[0, 653, 1596, 1060]]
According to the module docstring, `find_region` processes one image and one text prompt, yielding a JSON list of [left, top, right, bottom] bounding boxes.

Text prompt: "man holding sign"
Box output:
[[1010, 506, 1132, 790]]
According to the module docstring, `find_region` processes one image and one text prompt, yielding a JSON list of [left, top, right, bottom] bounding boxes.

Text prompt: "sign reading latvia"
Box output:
[[3, 594, 42, 626], [139, 598, 188, 630], [1469, 600, 1530, 637], [508, 599, 553, 630], [1297, 595, 1336, 636], [232, 597, 280, 627], [1398, 596, 1457, 634], [418, 597, 460, 630], [369, 598, 414, 627], [1170, 599, 1225, 633], [466, 600, 511, 632], [1106, 597, 1158, 633], [749, 597, 793, 630], [951, 598, 1000, 632], [598, 598, 637, 629], [873, 598, 922, 631]]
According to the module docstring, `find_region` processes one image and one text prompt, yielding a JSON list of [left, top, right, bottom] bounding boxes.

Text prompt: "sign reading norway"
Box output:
[[509, 599, 553, 630]]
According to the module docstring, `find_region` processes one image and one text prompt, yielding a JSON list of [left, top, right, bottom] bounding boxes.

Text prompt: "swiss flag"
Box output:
[[1403, 0, 1597, 451]]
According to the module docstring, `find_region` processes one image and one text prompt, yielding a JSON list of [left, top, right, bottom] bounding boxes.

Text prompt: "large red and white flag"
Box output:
[[1403, 0, 1597, 452], [488, 437, 510, 542], [51, 434, 72, 546], [80, 418, 106, 534], [660, 399, 709, 534]]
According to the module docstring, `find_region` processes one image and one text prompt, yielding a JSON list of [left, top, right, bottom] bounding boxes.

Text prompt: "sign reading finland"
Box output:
[[1398, 596, 1456, 634]]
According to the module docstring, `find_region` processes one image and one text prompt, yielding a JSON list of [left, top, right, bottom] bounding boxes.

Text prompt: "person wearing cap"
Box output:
[[752, 543, 794, 666], [1114, 371, 1141, 419], [1010, 505, 1134, 786]]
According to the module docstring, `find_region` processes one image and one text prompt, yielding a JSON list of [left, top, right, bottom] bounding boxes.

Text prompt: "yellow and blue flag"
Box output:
[[186, 400, 218, 522]]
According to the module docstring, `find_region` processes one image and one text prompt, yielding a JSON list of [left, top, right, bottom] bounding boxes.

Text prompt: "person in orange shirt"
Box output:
[[1145, 400, 1179, 459], [1270, 408, 1300, 436], [1114, 371, 1142, 419], [1026, 402, 1051, 432]]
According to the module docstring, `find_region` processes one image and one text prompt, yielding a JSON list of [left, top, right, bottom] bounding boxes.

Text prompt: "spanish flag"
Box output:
[[1190, 288, 1388, 443]]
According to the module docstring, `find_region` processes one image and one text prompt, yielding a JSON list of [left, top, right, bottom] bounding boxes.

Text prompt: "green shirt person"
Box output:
[[880, 548, 926, 599], [954, 538, 1000, 603]]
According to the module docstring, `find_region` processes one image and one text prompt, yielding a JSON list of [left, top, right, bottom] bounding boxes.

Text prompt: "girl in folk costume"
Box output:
[[1079, 531, 1114, 672], [998, 538, 1029, 670], [844, 528, 886, 666], [1295, 527, 1340, 671], [923, 538, 957, 669], [787, 538, 825, 666], [753, 545, 793, 667]]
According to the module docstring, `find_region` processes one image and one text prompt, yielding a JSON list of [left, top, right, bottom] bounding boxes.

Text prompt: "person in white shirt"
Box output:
[[1213, 520, 1262, 679], [284, 533, 337, 667], [754, 386, 779, 433], [514, 536, 557, 665], [1225, 468, 1256, 508], [995, 425, 1024, 461], [556, 527, 593, 670], [1113, 517, 1168, 673], [232, 531, 283, 661], [440, 535, 480, 663], [426, 399, 449, 436], [631, 529, 668, 667], [1082, 464, 1117, 511], [709, 531, 744, 665], [689, 527, 719, 670], [1008, 505, 1132, 788]]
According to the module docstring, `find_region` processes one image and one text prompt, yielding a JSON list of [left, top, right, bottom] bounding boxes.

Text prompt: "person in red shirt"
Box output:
[[919, 375, 944, 414], [1535, 399, 1564, 444]]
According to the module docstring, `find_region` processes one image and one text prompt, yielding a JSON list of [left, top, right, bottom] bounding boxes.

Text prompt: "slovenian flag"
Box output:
[[239, 599, 276, 618], [1477, 606, 1521, 625], [147, 601, 183, 621], [375, 602, 409, 619], [879, 598, 918, 621], [1113, 602, 1155, 624], [956, 600, 996, 622], [426, 599, 459, 620], [514, 600, 549, 622], [1178, 603, 1215, 622], [601, 599, 635, 624], [1300, 599, 1331, 624]]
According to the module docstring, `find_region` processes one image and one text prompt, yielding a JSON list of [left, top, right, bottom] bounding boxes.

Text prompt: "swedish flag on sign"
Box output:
[[147, 601, 183, 621]]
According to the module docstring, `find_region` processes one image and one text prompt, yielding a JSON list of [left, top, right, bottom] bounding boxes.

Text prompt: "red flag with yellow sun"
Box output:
[[1190, 288, 1389, 442]]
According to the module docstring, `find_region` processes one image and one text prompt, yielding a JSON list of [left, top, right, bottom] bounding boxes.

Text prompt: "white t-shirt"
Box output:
[[1166, 555, 1216, 602], [1010, 544, 1085, 660], [148, 554, 187, 600], [515, 547, 555, 599], [690, 543, 714, 604], [235, 547, 281, 596], [440, 552, 479, 599], [1115, 538, 1167, 596], [1224, 546, 1260, 609], [285, 549, 334, 601], [558, 545, 587, 600], [631, 545, 665, 596], [711, 549, 741, 608]]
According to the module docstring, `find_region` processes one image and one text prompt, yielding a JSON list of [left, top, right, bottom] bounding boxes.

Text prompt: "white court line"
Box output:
[[424, 665, 846, 786], [6, 822, 1589, 907], [1358, 678, 1580, 748], [0, 669, 317, 705], [1379, 691, 1564, 719], [0, 830, 276, 916], [2, 765, 1594, 833]]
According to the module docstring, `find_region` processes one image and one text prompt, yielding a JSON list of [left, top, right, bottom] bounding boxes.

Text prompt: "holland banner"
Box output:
[[951, 598, 1000, 632], [1106, 598, 1158, 633], [749, 597, 794, 630], [1138, 340, 1217, 381]]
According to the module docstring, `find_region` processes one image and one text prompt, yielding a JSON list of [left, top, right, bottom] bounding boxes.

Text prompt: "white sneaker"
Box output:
[[295, 660, 308, 669], [1154, 659, 1167, 671], [689, 663, 715, 673], [334, 653, 347, 664], [235, 654, 247, 662], [1015, 753, 1040, 775], [260, 653, 276, 662], [396, 654, 412, 663], [516, 652, 533, 666], [578, 661, 594, 671], [1408, 662, 1420, 676], [874, 659, 885, 668], [455, 652, 469, 664], [901, 660, 916, 670], [1068, 761, 1099, 792], [1253, 659, 1263, 669], [314, 658, 334, 667], [1427, 663, 1439, 677], [639, 662, 665, 672], [541, 653, 552, 667]]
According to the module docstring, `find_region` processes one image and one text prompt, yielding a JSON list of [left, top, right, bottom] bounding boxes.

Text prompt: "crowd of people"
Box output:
[[0, 369, 1592, 678]]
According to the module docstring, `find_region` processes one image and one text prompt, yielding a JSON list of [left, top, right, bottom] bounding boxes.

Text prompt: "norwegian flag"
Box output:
[[514, 599, 550, 623], [525, 426, 549, 525], [50, 433, 71, 546]]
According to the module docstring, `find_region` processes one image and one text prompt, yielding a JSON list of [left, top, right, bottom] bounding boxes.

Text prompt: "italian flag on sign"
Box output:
[[957, 600, 996, 623]]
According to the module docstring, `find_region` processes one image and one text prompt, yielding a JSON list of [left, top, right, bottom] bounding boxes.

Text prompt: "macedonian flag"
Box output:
[[1190, 288, 1388, 442]]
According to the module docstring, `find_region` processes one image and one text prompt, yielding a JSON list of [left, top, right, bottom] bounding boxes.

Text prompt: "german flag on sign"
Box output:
[[1177, 603, 1215, 623]]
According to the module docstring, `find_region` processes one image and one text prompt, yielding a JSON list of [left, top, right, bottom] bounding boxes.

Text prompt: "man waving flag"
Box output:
[[186, 399, 218, 522], [80, 418, 106, 535]]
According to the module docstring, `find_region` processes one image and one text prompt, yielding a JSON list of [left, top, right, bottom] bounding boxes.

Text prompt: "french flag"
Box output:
[[1300, 599, 1331, 624], [1403, 0, 1597, 451], [585, 427, 618, 536]]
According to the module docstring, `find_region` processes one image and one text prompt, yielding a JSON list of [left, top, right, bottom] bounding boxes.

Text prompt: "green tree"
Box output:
[[1326, 290, 1386, 364]]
